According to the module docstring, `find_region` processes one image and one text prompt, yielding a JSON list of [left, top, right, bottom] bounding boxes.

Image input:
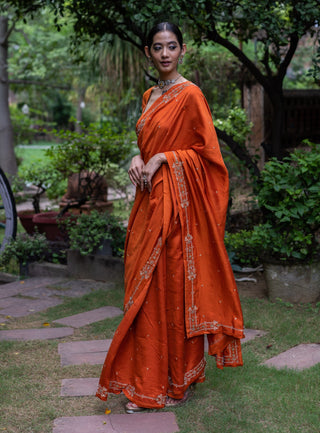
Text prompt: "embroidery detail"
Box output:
[[215, 339, 242, 367], [105, 380, 167, 406], [168, 357, 206, 389], [136, 82, 193, 137], [172, 153, 198, 330], [96, 384, 108, 398], [124, 237, 163, 313], [97, 357, 205, 407]]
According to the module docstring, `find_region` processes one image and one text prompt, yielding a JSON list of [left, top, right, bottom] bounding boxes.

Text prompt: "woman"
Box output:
[[96, 22, 244, 413]]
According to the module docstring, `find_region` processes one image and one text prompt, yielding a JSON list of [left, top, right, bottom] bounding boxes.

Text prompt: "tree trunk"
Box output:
[[75, 87, 87, 133], [0, 16, 17, 180], [270, 94, 284, 159], [263, 82, 284, 159]]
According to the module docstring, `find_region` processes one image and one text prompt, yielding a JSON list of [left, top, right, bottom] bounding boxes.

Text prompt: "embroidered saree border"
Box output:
[[124, 237, 163, 313], [171, 151, 243, 337], [97, 356, 206, 407]]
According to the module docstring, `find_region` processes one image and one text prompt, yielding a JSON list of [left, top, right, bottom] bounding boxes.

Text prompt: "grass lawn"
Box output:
[[15, 142, 53, 170], [0, 286, 319, 433]]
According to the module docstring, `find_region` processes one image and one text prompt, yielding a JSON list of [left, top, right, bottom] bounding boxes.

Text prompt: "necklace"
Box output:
[[158, 75, 181, 94]]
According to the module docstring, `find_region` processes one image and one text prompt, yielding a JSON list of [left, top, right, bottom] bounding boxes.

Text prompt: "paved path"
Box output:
[[0, 277, 116, 324], [53, 413, 179, 433]]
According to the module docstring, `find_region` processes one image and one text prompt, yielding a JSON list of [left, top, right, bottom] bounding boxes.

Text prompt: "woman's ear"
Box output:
[[144, 46, 150, 59]]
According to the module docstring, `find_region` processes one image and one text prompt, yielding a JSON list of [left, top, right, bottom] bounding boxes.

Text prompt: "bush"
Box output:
[[226, 142, 320, 265], [0, 233, 49, 267], [66, 210, 126, 257], [225, 230, 261, 267]]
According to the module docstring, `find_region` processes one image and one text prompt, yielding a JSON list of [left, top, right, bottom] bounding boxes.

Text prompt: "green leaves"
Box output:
[[0, 232, 48, 266], [226, 142, 320, 264], [215, 107, 253, 147], [66, 210, 126, 257], [46, 122, 134, 178]]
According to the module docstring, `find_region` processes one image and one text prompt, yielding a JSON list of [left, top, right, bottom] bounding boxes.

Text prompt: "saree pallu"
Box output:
[[96, 82, 244, 409]]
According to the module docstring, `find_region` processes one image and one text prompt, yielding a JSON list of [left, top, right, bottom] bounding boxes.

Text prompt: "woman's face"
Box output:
[[145, 30, 186, 78]]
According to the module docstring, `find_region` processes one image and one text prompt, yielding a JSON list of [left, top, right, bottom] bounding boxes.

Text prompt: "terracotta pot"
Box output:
[[18, 211, 37, 235], [264, 261, 320, 303], [32, 211, 75, 241]]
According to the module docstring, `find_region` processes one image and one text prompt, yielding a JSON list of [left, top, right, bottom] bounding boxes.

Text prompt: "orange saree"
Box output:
[[96, 82, 244, 409]]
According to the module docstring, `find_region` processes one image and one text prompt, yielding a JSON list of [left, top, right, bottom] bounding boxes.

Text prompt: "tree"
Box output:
[[178, 0, 319, 158], [0, 0, 63, 178], [0, 13, 16, 178], [62, 0, 319, 167], [60, 0, 260, 177]]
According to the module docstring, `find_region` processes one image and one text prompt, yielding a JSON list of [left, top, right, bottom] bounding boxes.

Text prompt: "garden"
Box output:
[[0, 1, 320, 432]]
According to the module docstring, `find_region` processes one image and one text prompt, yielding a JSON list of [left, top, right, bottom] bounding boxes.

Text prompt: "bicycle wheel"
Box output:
[[0, 167, 17, 252]]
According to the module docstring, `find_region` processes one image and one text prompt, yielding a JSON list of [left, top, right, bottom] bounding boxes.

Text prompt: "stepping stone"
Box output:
[[22, 287, 65, 298], [0, 297, 64, 317], [53, 306, 123, 328], [58, 329, 266, 367], [242, 329, 267, 343], [53, 413, 179, 433], [61, 378, 99, 396], [0, 284, 22, 299], [58, 339, 112, 366], [0, 277, 64, 299], [262, 343, 320, 370], [50, 280, 116, 298], [0, 327, 74, 341], [204, 328, 266, 351]]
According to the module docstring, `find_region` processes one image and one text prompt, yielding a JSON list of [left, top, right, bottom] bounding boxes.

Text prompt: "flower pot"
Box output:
[[94, 238, 113, 256], [264, 262, 320, 303], [19, 261, 29, 279], [18, 210, 37, 235], [32, 211, 74, 241]]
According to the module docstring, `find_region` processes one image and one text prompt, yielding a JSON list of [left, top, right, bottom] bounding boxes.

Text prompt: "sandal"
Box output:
[[165, 388, 194, 408], [125, 401, 146, 414]]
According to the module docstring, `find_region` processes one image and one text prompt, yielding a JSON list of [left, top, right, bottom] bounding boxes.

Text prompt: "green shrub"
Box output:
[[0, 233, 49, 267], [66, 210, 126, 257], [46, 122, 134, 178], [225, 230, 261, 267], [226, 142, 320, 265]]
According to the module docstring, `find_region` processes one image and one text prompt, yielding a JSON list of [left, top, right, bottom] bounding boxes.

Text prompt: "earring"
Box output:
[[179, 57, 184, 64], [148, 57, 154, 66]]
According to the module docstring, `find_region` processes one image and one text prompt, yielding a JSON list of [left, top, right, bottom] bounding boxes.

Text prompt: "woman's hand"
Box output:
[[128, 155, 145, 188], [141, 153, 167, 192]]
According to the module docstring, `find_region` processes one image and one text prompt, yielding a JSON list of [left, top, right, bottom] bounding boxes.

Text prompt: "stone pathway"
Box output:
[[58, 339, 112, 366], [0, 277, 117, 324], [61, 378, 99, 397], [262, 343, 320, 370], [53, 413, 179, 433], [0, 327, 74, 341], [53, 306, 123, 328]]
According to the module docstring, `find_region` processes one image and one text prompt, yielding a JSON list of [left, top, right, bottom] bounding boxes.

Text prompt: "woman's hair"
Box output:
[[146, 22, 183, 50]]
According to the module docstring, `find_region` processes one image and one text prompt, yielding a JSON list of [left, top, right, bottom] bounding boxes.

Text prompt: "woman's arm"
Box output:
[[142, 153, 167, 192], [128, 154, 145, 188]]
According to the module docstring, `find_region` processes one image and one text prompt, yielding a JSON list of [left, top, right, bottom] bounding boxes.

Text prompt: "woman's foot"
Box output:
[[125, 401, 146, 414], [165, 388, 193, 407]]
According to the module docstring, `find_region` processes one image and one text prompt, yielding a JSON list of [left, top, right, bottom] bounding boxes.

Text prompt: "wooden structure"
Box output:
[[243, 84, 320, 165]]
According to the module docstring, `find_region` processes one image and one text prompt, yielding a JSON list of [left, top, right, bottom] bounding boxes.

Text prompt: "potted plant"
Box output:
[[46, 121, 133, 215], [16, 161, 67, 237], [66, 210, 126, 257], [65, 210, 126, 282], [0, 232, 49, 277], [226, 141, 320, 303]]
